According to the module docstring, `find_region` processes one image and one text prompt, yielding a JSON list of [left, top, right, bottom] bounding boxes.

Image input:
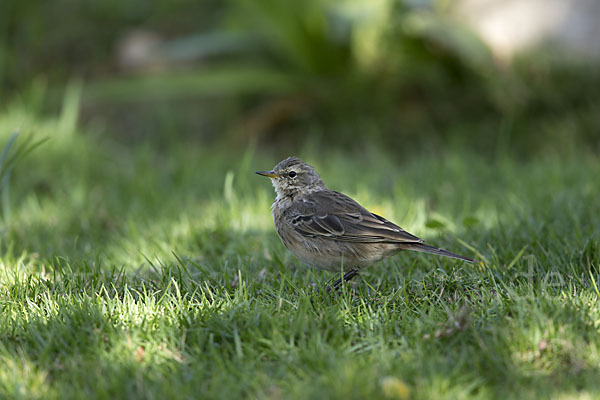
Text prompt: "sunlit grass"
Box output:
[[0, 103, 599, 399]]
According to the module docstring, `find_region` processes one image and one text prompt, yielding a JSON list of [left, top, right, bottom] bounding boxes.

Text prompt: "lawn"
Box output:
[[0, 103, 599, 399]]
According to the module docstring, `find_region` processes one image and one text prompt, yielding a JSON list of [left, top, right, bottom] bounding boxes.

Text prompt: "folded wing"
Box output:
[[287, 190, 423, 244]]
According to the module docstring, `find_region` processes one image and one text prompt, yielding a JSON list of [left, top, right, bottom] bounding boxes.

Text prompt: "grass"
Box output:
[[0, 102, 599, 399]]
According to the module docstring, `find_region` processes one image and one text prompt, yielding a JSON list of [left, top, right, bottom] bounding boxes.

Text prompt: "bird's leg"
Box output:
[[327, 269, 359, 293]]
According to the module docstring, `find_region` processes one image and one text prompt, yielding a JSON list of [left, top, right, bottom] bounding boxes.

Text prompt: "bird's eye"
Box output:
[[288, 171, 297, 178]]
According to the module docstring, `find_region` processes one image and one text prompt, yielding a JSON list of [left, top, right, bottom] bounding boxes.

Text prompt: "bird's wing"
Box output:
[[286, 190, 423, 244]]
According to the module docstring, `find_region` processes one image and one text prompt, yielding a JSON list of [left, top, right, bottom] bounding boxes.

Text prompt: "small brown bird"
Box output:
[[257, 157, 473, 290]]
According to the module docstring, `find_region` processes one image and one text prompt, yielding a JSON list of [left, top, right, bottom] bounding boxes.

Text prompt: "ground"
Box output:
[[0, 104, 599, 399]]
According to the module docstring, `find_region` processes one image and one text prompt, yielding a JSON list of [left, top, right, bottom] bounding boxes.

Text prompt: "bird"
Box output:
[[256, 157, 473, 291]]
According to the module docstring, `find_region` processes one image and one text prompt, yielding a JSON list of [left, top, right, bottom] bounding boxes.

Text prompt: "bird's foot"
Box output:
[[326, 269, 359, 293]]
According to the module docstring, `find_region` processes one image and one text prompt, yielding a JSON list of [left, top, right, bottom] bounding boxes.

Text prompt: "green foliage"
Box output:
[[2, 0, 599, 154], [0, 0, 223, 95], [0, 132, 47, 221], [84, 0, 497, 148]]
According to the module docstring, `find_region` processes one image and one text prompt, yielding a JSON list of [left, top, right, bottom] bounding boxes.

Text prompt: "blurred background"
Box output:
[[2, 0, 599, 156]]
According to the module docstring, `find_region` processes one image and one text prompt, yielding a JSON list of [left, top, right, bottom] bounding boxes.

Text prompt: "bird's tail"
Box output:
[[405, 243, 474, 263]]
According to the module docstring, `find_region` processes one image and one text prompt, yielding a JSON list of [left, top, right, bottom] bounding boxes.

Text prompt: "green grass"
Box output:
[[0, 104, 599, 399]]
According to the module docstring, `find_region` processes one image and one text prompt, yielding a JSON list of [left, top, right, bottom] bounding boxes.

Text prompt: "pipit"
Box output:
[[257, 157, 473, 291]]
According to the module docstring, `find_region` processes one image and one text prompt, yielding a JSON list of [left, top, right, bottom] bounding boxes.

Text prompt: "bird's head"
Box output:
[[256, 157, 325, 198]]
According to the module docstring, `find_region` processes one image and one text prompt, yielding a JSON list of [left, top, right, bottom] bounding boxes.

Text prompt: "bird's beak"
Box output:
[[256, 170, 279, 178]]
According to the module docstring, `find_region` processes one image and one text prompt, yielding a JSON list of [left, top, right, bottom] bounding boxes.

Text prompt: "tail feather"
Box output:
[[405, 243, 474, 263]]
